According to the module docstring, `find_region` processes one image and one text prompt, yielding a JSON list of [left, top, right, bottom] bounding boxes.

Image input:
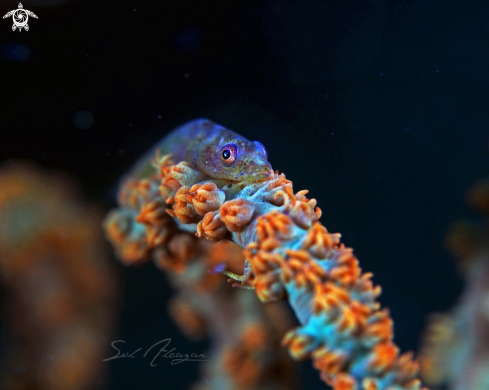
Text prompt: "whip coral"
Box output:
[[0, 163, 117, 390], [419, 178, 489, 390], [104, 119, 427, 390], [165, 239, 298, 390], [106, 164, 297, 390]]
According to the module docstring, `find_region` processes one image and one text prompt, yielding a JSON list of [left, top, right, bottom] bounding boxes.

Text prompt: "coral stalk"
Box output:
[[106, 156, 297, 390], [0, 163, 117, 390], [420, 178, 489, 390], [105, 120, 427, 390]]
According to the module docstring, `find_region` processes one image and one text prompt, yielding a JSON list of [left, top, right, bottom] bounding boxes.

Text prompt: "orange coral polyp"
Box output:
[[171, 186, 201, 224], [302, 223, 341, 259], [220, 198, 256, 232], [312, 346, 349, 379], [188, 182, 226, 215], [196, 210, 227, 241]]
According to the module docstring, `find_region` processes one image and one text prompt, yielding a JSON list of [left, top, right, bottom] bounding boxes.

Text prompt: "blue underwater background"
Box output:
[[0, 0, 488, 389]]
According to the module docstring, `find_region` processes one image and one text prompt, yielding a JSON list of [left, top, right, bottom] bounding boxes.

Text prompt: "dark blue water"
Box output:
[[1, 0, 487, 389]]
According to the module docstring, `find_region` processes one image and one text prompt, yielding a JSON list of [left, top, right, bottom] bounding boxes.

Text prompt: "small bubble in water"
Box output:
[[174, 27, 202, 52], [73, 110, 94, 129]]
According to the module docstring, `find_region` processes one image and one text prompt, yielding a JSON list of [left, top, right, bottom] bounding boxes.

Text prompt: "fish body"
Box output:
[[129, 119, 273, 182]]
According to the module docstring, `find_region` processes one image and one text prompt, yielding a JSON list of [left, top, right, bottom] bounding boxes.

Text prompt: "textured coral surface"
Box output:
[[0, 163, 117, 390], [106, 155, 297, 390], [420, 178, 489, 390]]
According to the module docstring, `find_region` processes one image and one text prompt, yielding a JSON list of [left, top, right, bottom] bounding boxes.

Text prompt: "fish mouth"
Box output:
[[250, 165, 275, 181]]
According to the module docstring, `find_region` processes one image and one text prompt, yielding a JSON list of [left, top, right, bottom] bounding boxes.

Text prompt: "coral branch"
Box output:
[[105, 163, 297, 389], [0, 163, 117, 390], [419, 178, 489, 390], [105, 144, 426, 389]]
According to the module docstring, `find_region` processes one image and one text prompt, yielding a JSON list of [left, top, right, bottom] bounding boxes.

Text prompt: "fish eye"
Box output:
[[253, 141, 268, 159], [220, 143, 238, 166]]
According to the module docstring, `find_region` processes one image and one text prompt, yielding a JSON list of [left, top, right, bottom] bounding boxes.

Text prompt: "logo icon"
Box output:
[[3, 3, 37, 32]]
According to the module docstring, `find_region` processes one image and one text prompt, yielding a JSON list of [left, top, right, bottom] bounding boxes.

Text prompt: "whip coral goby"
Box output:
[[126, 118, 274, 183], [105, 119, 428, 390]]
